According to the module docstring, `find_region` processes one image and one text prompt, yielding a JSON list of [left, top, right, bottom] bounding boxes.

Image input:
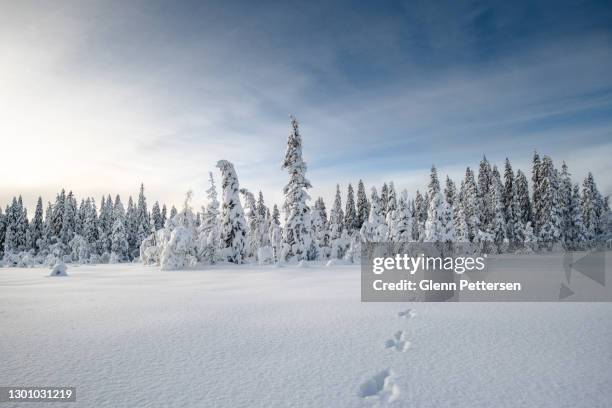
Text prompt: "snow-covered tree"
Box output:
[[444, 176, 456, 207], [158, 191, 199, 270], [461, 167, 480, 243], [268, 204, 282, 263], [531, 151, 543, 236], [151, 201, 163, 231], [311, 199, 329, 259], [503, 158, 515, 245], [381, 183, 389, 217], [217, 160, 248, 263], [29, 197, 44, 253], [329, 184, 344, 241], [240, 188, 260, 260], [390, 190, 413, 242], [132, 184, 149, 247], [360, 187, 388, 242], [538, 156, 562, 250], [198, 172, 221, 264], [387, 182, 397, 216], [356, 180, 369, 230], [344, 184, 357, 232], [281, 117, 314, 262], [60, 192, 77, 247]]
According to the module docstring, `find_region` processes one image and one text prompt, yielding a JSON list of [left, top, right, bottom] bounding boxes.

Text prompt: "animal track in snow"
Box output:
[[384, 331, 410, 352], [358, 368, 400, 403], [397, 309, 416, 319]]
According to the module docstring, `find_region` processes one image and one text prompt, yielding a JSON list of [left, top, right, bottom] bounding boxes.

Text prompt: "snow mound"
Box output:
[[49, 263, 68, 277]]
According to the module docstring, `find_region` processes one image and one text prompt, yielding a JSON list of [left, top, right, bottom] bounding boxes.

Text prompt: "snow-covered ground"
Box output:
[[1, 262, 611, 407]]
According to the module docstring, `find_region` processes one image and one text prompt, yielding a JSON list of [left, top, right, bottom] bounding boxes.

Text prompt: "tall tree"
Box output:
[[281, 117, 314, 261], [29, 197, 44, 253], [356, 180, 369, 230], [136, 183, 150, 244], [217, 160, 248, 263], [344, 183, 357, 232]]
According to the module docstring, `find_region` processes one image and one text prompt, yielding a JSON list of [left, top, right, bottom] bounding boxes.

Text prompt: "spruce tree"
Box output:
[[329, 184, 344, 240], [0, 207, 5, 258], [538, 156, 562, 249], [503, 158, 515, 244], [60, 192, 77, 247], [281, 117, 314, 261], [444, 176, 456, 207], [344, 183, 357, 232], [151, 201, 162, 231], [380, 183, 389, 217], [29, 197, 44, 253], [136, 183, 150, 245], [217, 160, 248, 263], [532, 151, 542, 235], [356, 180, 369, 230], [198, 171, 221, 263], [161, 204, 168, 227]]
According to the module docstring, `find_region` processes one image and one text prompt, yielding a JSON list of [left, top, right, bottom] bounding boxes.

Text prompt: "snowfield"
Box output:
[[1, 263, 612, 408]]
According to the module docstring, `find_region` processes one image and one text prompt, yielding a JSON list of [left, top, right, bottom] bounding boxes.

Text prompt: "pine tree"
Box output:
[[125, 196, 139, 259], [240, 188, 260, 259], [503, 158, 515, 245], [360, 187, 388, 242], [477, 156, 493, 232], [280, 117, 314, 262], [329, 184, 344, 240], [3, 198, 18, 254], [444, 176, 456, 207], [392, 190, 413, 241], [110, 218, 129, 262], [82, 198, 99, 254], [136, 184, 150, 245], [387, 182, 397, 215], [532, 151, 542, 235], [380, 183, 389, 217], [490, 175, 507, 253], [413, 190, 425, 240], [0, 207, 6, 258], [269, 204, 282, 263], [423, 166, 446, 243], [217, 160, 248, 263], [60, 192, 77, 247], [198, 172, 221, 263], [151, 201, 163, 231], [161, 204, 168, 228], [581, 173, 599, 245], [29, 197, 44, 253], [461, 167, 480, 243], [538, 156, 563, 249], [356, 180, 369, 230], [344, 183, 357, 232], [51, 190, 66, 240], [170, 206, 178, 219], [316, 197, 328, 225]]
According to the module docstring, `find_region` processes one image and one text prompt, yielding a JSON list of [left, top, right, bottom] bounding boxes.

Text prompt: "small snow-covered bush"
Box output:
[[49, 262, 68, 276], [160, 226, 198, 270]]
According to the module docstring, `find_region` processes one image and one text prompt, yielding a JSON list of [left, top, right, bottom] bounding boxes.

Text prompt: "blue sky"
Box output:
[[1, 0, 611, 211]]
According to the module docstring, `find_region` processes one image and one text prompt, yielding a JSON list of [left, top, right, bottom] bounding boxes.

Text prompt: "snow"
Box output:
[[49, 262, 68, 276], [1, 261, 612, 407]]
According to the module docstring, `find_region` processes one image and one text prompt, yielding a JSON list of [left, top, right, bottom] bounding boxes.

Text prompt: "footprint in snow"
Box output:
[[358, 368, 400, 404], [385, 330, 410, 352], [397, 309, 416, 319]]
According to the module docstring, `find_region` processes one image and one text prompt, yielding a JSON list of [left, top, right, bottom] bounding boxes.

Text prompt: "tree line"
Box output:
[[1, 117, 610, 268]]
